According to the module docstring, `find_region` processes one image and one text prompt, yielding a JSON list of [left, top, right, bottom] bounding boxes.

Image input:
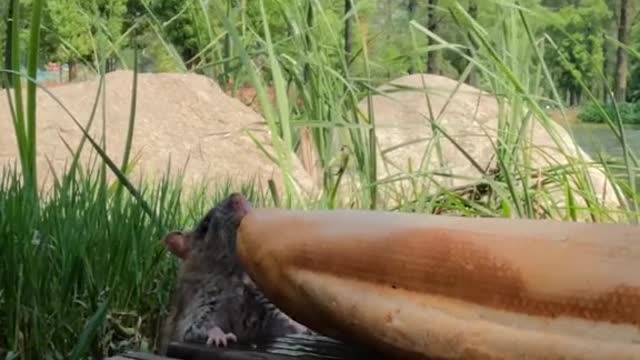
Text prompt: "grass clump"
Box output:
[[578, 101, 640, 125], [0, 165, 177, 359], [0, 161, 269, 359]]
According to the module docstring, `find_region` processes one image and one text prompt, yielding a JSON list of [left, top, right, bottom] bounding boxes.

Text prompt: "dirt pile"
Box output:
[[0, 70, 314, 195], [336, 73, 621, 218]]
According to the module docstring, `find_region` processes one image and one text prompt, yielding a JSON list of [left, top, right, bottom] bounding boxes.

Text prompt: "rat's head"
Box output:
[[163, 193, 252, 264]]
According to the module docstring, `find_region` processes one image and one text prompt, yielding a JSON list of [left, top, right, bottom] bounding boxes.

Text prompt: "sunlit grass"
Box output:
[[0, 161, 270, 359]]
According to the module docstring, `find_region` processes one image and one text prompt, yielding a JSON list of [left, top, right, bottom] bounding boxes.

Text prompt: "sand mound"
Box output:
[[331, 74, 621, 217], [0, 70, 314, 195]]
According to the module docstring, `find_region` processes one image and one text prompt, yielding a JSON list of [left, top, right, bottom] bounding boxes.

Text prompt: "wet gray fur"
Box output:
[[159, 194, 310, 353]]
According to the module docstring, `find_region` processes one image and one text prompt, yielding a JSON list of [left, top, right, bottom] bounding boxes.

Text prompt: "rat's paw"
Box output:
[[288, 320, 311, 334], [206, 326, 238, 347], [283, 317, 314, 335]]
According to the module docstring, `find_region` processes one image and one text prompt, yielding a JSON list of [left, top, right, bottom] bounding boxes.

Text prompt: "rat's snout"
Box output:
[[227, 193, 252, 219]]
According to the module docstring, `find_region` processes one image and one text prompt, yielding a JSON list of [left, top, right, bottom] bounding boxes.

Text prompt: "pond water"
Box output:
[[569, 123, 640, 191], [570, 123, 640, 160]]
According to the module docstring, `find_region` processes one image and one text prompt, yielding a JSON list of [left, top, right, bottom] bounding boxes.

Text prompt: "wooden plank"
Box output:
[[165, 333, 387, 360], [105, 351, 180, 360], [168, 344, 301, 360], [106, 334, 387, 360]]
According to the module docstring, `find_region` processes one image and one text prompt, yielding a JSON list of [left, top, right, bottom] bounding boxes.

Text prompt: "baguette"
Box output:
[[236, 208, 640, 359]]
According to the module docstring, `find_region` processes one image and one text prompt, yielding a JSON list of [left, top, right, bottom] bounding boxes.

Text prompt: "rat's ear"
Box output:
[[163, 231, 191, 259]]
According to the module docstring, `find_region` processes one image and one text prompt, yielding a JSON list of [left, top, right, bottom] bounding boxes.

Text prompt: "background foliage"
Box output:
[[5, 0, 639, 105]]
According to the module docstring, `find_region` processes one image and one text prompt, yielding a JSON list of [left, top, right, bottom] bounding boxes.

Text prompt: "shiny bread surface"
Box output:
[[237, 208, 640, 359]]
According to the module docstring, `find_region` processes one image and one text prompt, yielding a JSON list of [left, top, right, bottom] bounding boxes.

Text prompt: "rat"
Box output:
[[158, 193, 311, 353]]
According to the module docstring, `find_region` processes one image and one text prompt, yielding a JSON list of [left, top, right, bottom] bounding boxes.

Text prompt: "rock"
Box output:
[[0, 71, 315, 197]]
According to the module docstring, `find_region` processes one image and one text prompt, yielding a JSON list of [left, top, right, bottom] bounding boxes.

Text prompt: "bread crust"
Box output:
[[237, 208, 640, 359]]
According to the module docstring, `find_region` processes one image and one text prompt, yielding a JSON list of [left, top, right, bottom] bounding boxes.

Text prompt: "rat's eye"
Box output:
[[202, 210, 223, 233], [194, 212, 213, 236], [197, 222, 208, 235]]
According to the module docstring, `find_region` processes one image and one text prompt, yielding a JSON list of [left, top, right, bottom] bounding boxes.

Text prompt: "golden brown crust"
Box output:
[[237, 208, 640, 359], [288, 227, 640, 327]]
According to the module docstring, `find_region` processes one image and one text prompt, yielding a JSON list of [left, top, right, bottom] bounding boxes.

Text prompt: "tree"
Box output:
[[46, 0, 93, 80], [1, 0, 8, 79], [408, 0, 417, 22], [545, 0, 612, 105], [426, 0, 439, 74], [407, 0, 418, 74], [145, 0, 204, 70], [345, 0, 354, 59], [625, 4, 640, 101], [466, 0, 478, 86], [615, 0, 630, 101], [602, 0, 618, 100], [44, 0, 127, 80], [96, 0, 128, 72]]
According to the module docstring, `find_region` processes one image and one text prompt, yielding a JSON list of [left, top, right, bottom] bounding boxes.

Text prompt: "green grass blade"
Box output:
[[25, 0, 45, 195], [117, 49, 139, 198], [68, 300, 110, 360]]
